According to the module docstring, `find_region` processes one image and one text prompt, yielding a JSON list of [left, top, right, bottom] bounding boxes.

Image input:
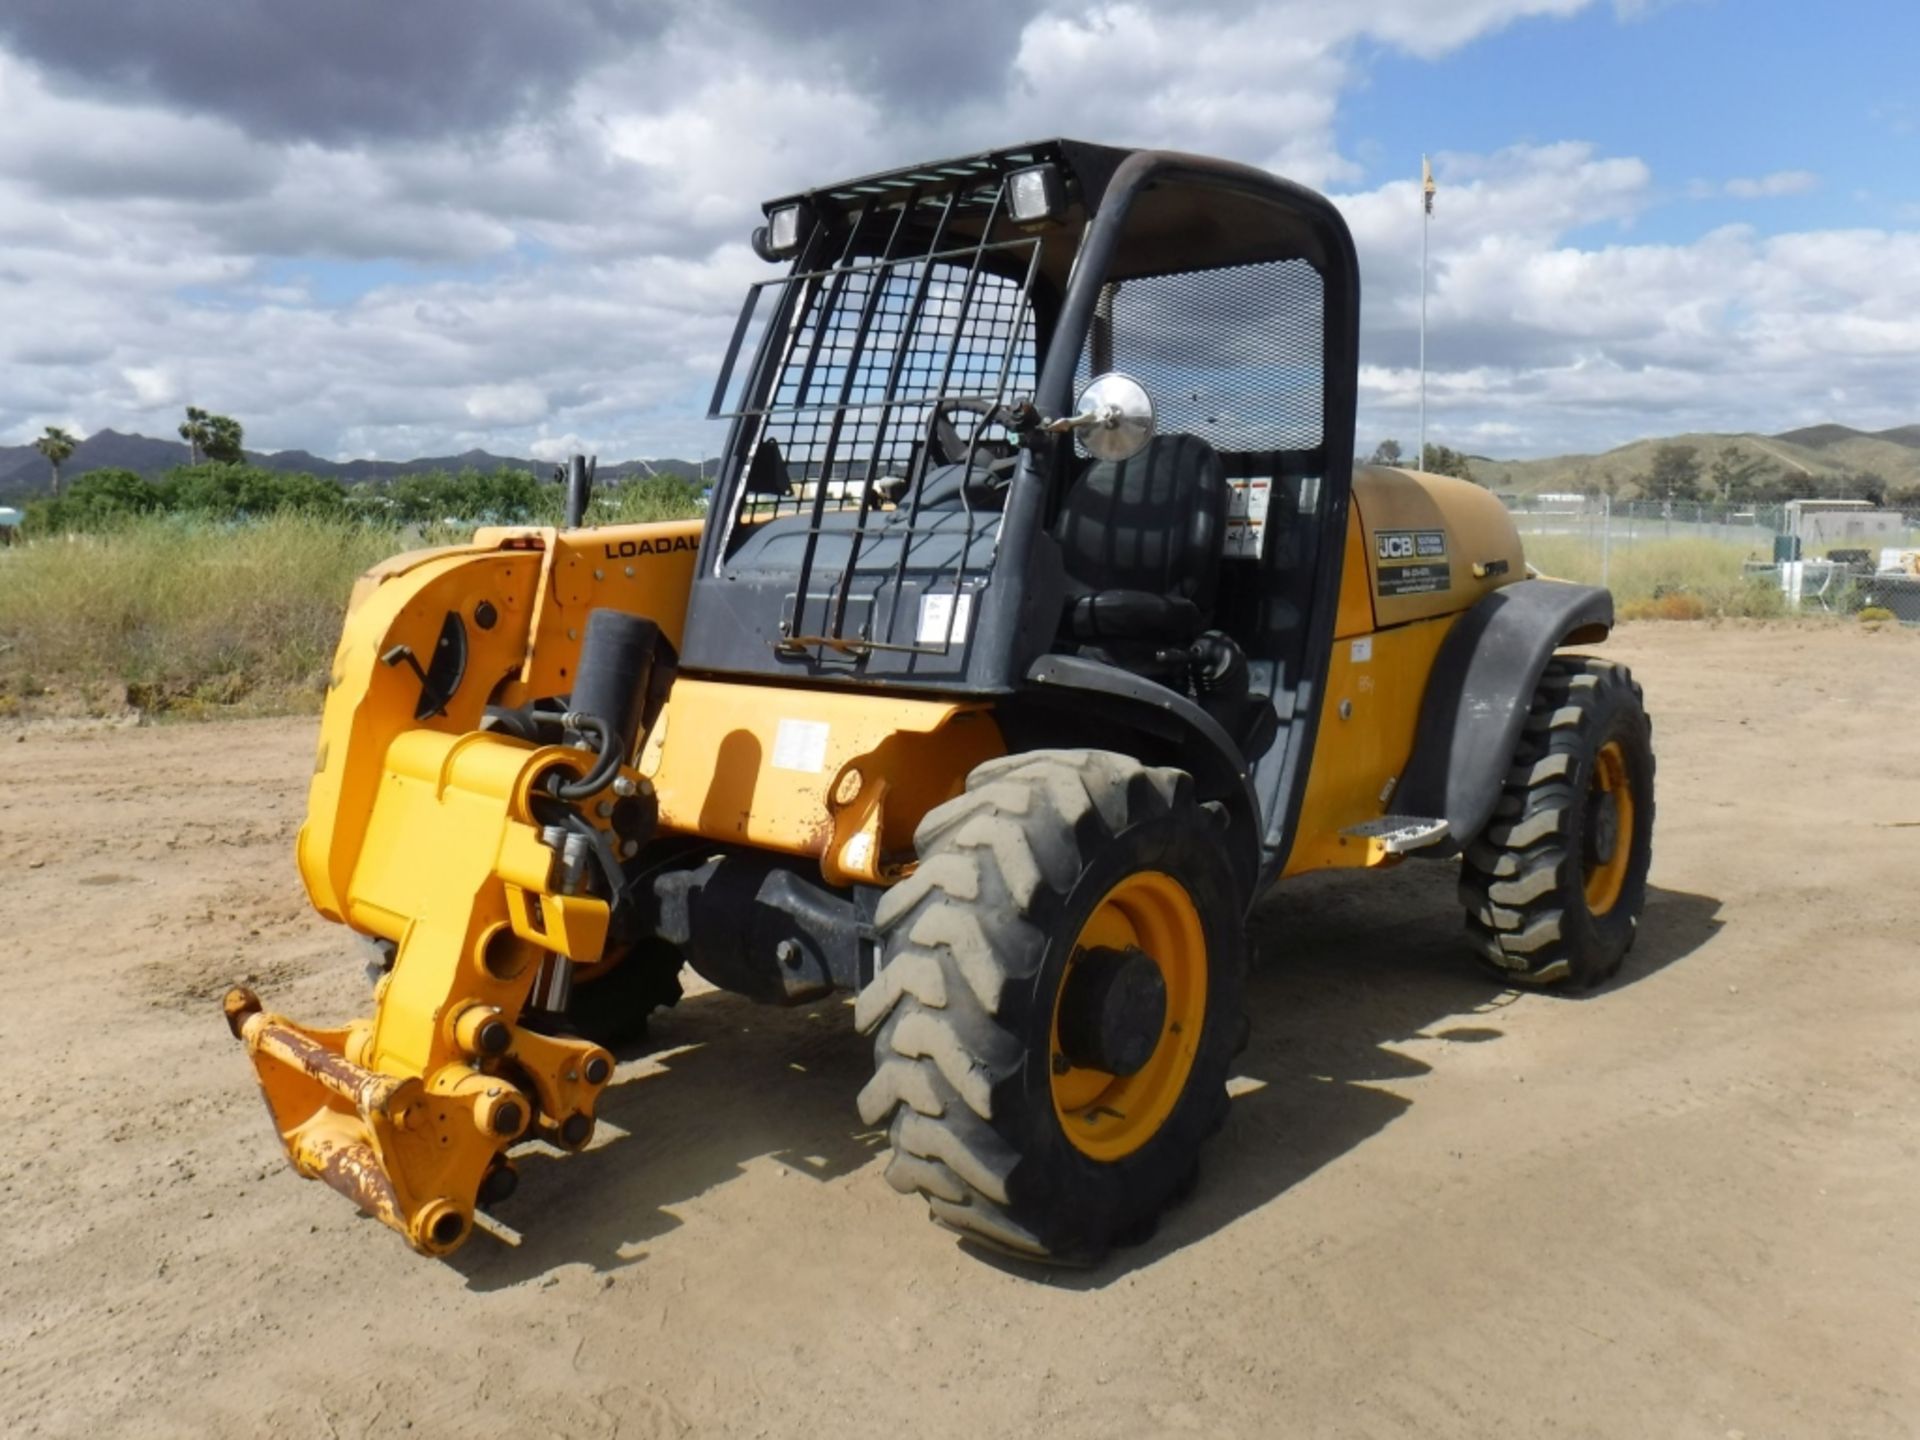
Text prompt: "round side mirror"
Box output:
[[1071, 373, 1156, 463]]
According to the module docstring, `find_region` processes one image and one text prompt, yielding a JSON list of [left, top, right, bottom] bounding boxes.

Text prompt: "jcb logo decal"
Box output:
[[1376, 529, 1447, 563]]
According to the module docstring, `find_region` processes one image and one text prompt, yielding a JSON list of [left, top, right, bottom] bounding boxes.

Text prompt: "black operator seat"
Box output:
[[1054, 433, 1229, 653]]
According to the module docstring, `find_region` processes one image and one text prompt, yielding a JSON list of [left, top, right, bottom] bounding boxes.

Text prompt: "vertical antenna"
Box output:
[[1419, 153, 1430, 472]]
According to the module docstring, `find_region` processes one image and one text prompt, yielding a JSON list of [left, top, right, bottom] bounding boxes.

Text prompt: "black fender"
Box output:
[[1395, 579, 1614, 853], [1020, 653, 1262, 905]]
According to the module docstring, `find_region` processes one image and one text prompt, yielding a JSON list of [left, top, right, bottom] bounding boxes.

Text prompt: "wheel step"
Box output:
[[1340, 815, 1450, 854]]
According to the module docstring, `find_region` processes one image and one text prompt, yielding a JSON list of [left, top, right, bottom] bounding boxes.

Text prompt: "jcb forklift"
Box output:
[[225, 140, 1654, 1263]]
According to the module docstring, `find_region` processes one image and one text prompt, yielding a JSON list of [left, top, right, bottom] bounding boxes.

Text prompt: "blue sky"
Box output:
[[1, 0, 1917, 463], [1345, 1, 1920, 240]]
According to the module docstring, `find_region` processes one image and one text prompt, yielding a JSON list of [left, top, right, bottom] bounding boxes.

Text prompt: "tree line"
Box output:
[[22, 461, 703, 534], [17, 404, 703, 533], [29, 405, 250, 498], [1611, 442, 1915, 508], [1363, 434, 1919, 509], [1366, 439, 1477, 481]]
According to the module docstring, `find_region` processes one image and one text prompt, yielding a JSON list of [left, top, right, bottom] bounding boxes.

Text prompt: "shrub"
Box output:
[[0, 514, 398, 716], [596, 473, 705, 525], [0, 476, 708, 718], [1620, 591, 1709, 621]]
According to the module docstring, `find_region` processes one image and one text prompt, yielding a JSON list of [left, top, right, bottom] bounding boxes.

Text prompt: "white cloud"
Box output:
[[527, 434, 594, 465], [121, 366, 183, 410], [0, 2, 1912, 466], [1718, 170, 1820, 199], [463, 384, 550, 427]]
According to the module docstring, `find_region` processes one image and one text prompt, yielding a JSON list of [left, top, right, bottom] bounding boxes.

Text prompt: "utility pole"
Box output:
[[1419, 154, 1433, 472]]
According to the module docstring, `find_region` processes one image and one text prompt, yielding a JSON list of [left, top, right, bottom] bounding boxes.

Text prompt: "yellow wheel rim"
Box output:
[[1049, 871, 1207, 1162], [1583, 740, 1634, 916]]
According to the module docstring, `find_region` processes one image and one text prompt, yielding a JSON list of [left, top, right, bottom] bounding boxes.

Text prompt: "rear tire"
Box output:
[[1460, 656, 1655, 988], [856, 750, 1246, 1264]]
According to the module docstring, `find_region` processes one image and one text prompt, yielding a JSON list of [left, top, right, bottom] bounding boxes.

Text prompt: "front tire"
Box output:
[[1460, 656, 1655, 988], [564, 939, 684, 1050], [856, 750, 1246, 1264]]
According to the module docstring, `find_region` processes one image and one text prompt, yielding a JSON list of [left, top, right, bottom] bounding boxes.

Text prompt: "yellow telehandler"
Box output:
[[225, 140, 1654, 1262]]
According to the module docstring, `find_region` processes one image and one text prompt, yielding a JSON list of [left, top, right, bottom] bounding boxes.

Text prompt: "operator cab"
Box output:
[[685, 140, 1358, 867]]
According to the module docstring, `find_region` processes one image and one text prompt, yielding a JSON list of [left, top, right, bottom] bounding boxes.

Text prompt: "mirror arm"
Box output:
[[1053, 372, 1155, 463], [1043, 404, 1116, 435]]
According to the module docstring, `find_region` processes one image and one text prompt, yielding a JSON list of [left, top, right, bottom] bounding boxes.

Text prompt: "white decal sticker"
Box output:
[[1224, 477, 1272, 559], [1244, 478, 1271, 523], [1350, 637, 1373, 663], [917, 590, 974, 645], [771, 718, 830, 774]]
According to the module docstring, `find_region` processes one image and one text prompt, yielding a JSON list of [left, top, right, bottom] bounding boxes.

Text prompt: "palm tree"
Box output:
[[33, 425, 77, 497], [204, 411, 244, 463], [179, 405, 211, 464]]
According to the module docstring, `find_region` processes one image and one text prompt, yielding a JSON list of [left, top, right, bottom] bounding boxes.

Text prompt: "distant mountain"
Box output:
[[0, 429, 193, 495], [1774, 423, 1864, 450], [0, 429, 713, 501], [1778, 422, 1920, 452], [1469, 424, 1920, 498], [8, 421, 1914, 506]]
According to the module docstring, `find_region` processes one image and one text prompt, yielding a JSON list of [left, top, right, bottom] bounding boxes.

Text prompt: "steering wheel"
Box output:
[[926, 396, 1020, 470]]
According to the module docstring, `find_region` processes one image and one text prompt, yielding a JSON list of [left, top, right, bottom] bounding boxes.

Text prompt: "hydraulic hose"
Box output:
[[549, 803, 628, 898], [548, 711, 623, 801]]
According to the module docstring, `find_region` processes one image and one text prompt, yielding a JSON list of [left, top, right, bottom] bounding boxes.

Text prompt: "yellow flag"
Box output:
[[1422, 155, 1435, 216]]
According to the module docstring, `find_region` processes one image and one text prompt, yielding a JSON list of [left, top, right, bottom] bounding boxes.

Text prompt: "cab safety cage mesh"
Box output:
[[1073, 258, 1326, 456], [707, 183, 1041, 657]]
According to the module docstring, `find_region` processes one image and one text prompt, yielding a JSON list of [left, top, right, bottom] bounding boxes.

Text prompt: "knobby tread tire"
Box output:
[[856, 750, 1247, 1264], [565, 939, 684, 1050], [1459, 655, 1655, 988]]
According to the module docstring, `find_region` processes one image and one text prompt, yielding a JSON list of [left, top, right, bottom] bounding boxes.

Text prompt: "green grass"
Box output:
[[1522, 535, 1791, 619], [0, 507, 1837, 722], [1, 492, 708, 719], [0, 514, 403, 717]]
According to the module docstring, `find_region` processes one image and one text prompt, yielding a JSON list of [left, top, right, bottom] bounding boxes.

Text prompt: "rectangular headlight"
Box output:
[[755, 201, 814, 261], [1006, 164, 1066, 226], [769, 204, 805, 253]]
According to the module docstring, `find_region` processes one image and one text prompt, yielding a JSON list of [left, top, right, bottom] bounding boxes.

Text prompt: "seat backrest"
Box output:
[[1054, 434, 1229, 608]]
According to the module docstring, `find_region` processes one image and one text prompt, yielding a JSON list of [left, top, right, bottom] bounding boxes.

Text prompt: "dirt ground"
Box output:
[[2, 621, 1916, 1439]]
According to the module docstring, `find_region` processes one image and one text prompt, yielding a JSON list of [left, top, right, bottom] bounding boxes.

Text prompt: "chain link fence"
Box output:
[[1496, 495, 1920, 621]]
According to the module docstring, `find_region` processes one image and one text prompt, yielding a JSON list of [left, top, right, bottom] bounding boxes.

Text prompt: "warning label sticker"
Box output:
[[1375, 528, 1451, 597], [916, 589, 973, 646], [1225, 477, 1272, 559], [771, 718, 830, 774]]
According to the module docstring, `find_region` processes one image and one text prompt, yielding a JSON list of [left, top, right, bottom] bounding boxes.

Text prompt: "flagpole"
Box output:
[[1419, 153, 1429, 472]]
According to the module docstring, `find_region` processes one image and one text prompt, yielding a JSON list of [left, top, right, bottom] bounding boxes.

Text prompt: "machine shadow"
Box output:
[[999, 862, 1724, 1288], [452, 862, 1722, 1292], [449, 992, 884, 1291]]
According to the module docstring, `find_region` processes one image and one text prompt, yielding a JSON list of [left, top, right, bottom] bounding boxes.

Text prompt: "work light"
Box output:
[[753, 201, 813, 261], [1006, 163, 1066, 226]]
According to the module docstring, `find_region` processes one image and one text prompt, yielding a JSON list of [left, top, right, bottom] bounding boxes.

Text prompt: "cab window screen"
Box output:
[[1076, 258, 1324, 455]]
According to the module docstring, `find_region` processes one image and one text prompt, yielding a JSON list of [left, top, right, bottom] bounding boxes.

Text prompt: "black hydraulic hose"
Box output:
[[557, 804, 628, 897], [547, 711, 623, 801]]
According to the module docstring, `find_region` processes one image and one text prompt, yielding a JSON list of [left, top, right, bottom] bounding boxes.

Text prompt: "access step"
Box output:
[[1339, 815, 1451, 854]]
